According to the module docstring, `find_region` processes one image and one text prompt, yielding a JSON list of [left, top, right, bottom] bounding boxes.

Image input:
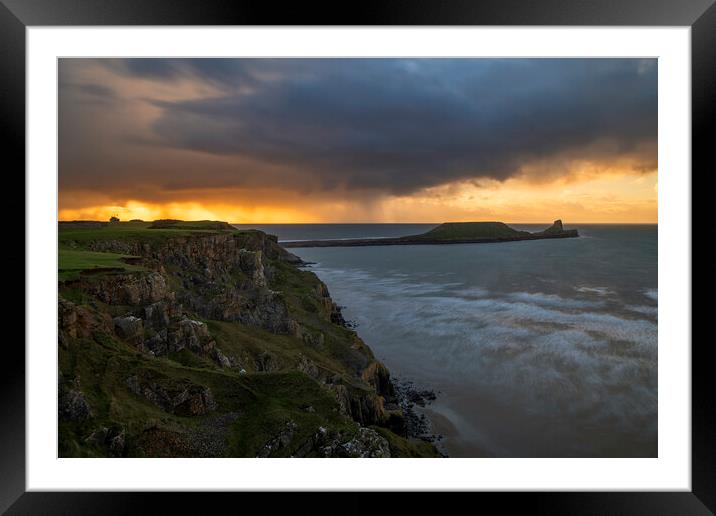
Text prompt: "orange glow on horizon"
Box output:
[[59, 168, 658, 225]]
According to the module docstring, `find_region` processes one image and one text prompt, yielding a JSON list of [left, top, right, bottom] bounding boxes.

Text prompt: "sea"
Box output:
[[233, 223, 658, 457]]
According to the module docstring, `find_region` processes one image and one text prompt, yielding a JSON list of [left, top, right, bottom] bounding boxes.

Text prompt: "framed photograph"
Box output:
[[6, 0, 709, 512]]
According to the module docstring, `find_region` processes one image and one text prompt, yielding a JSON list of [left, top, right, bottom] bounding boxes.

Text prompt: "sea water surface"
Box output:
[[235, 224, 658, 457]]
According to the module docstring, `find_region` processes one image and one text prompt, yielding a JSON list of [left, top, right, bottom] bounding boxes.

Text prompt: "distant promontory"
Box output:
[[281, 220, 579, 248]]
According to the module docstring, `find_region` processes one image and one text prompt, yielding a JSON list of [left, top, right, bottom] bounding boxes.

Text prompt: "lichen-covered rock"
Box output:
[[317, 427, 391, 458], [340, 427, 391, 458]]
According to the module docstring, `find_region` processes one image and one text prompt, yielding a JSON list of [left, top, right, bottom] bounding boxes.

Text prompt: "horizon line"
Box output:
[[57, 219, 658, 225]]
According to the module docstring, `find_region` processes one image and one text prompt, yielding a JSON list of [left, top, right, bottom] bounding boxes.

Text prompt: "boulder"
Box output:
[[113, 315, 144, 345], [167, 318, 211, 353]]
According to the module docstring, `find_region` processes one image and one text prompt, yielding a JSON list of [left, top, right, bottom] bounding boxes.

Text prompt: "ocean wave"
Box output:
[[643, 288, 658, 302], [313, 265, 657, 434], [575, 286, 614, 296]]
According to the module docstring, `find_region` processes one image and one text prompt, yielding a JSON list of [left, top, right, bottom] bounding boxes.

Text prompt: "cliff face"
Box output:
[[58, 226, 436, 458]]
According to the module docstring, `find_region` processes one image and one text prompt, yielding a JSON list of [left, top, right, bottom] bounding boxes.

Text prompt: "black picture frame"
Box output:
[[3, 0, 709, 513]]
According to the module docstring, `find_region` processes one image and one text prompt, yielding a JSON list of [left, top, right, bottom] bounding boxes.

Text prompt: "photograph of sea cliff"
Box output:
[[58, 58, 657, 458]]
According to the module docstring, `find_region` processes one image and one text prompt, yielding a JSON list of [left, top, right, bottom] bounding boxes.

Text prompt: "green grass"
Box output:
[[58, 220, 247, 280], [59, 220, 239, 248], [148, 220, 235, 231], [58, 248, 145, 281], [407, 221, 529, 240], [58, 322, 359, 457]]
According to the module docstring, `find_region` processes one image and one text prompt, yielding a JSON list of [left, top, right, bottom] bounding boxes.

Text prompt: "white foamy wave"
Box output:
[[643, 288, 658, 302], [625, 304, 658, 317], [311, 265, 657, 440], [575, 286, 614, 296], [509, 291, 604, 309]]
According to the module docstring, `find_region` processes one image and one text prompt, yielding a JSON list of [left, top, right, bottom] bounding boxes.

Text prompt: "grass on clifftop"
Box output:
[[408, 221, 529, 240], [58, 248, 145, 281], [59, 220, 239, 248], [58, 220, 242, 280], [147, 220, 235, 231]]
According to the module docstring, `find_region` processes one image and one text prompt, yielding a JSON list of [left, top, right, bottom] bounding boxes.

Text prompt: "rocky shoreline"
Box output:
[[392, 378, 444, 451]]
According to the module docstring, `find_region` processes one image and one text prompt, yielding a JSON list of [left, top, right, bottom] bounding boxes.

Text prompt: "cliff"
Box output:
[[58, 221, 438, 458]]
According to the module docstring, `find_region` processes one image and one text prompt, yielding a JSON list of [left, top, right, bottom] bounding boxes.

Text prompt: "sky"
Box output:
[[58, 58, 658, 223]]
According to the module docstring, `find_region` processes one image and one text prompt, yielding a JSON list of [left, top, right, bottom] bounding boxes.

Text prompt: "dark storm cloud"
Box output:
[[102, 58, 303, 93], [62, 58, 657, 196], [59, 81, 118, 105]]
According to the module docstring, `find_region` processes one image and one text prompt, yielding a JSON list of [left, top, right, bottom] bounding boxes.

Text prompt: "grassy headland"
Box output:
[[282, 219, 578, 248], [58, 220, 438, 457]]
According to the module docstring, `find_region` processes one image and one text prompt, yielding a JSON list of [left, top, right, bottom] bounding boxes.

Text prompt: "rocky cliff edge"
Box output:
[[58, 223, 438, 458]]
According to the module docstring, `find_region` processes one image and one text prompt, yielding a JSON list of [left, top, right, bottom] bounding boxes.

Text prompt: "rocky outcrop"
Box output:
[[361, 361, 395, 398], [323, 427, 391, 458], [81, 272, 169, 306], [113, 315, 144, 345], [256, 420, 299, 457], [257, 422, 391, 458], [87, 231, 301, 269], [58, 297, 113, 344], [85, 425, 126, 457], [536, 219, 579, 237], [85, 233, 301, 335], [300, 426, 391, 458], [126, 372, 217, 417], [548, 219, 564, 232], [144, 301, 172, 330], [189, 288, 297, 335], [58, 381, 92, 421], [238, 249, 266, 288]]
